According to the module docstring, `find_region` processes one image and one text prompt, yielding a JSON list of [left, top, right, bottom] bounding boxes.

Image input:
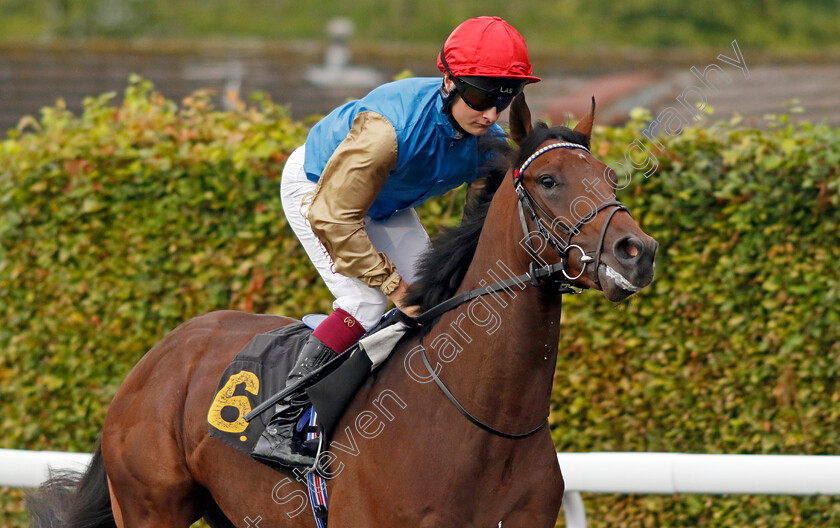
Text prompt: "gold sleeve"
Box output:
[[307, 111, 403, 295]]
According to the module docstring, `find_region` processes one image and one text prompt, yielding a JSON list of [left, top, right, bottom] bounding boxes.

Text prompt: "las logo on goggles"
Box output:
[[451, 77, 519, 112]]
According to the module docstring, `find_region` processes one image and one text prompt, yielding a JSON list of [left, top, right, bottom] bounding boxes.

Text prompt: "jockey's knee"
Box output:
[[334, 295, 389, 332]]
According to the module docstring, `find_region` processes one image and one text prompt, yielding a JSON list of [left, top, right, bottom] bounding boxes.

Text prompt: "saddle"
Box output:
[[207, 310, 411, 454], [206, 311, 411, 528]]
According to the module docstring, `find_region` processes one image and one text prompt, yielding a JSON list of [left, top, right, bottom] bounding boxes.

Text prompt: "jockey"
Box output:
[[252, 16, 541, 468]]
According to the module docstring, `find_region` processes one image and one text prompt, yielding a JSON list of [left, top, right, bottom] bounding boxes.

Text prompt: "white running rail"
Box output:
[[4, 449, 840, 527], [557, 452, 840, 528], [0, 449, 91, 488]]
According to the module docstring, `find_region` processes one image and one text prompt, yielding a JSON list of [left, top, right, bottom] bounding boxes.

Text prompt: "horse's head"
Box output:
[[508, 95, 657, 301]]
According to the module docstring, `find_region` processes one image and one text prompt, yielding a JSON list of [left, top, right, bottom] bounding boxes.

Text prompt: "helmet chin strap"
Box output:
[[439, 79, 472, 137]]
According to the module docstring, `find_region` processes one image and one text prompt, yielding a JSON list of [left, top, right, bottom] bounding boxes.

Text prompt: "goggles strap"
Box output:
[[439, 81, 472, 137]]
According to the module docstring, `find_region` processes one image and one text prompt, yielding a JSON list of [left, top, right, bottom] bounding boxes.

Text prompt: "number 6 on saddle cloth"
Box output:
[[206, 309, 411, 459]]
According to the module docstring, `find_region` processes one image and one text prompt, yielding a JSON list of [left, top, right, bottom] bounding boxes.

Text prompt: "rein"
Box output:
[[411, 141, 629, 440]]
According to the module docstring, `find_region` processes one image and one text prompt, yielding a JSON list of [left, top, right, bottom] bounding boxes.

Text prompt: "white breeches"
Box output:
[[280, 145, 430, 330]]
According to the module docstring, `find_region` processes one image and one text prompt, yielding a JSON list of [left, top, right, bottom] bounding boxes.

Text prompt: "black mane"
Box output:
[[405, 123, 589, 313]]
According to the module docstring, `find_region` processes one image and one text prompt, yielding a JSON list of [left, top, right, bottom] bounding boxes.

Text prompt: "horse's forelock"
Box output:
[[514, 123, 591, 167]]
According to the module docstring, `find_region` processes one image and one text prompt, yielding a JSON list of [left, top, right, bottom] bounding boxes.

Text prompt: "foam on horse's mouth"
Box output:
[[604, 265, 642, 292]]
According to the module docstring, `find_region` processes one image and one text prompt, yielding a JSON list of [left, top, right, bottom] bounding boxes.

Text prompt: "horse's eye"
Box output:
[[539, 175, 556, 188]]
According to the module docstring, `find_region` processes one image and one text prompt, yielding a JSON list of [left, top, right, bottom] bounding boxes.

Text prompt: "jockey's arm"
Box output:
[[308, 111, 404, 297]]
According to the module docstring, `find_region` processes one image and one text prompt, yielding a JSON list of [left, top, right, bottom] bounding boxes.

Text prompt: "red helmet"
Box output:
[[437, 16, 540, 84]]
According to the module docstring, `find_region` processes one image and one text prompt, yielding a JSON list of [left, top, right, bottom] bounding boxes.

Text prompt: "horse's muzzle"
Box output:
[[599, 235, 658, 301]]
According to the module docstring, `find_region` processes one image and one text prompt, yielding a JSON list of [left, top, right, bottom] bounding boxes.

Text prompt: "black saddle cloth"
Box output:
[[207, 322, 311, 453]]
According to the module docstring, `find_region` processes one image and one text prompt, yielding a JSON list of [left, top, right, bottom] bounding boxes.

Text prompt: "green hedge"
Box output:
[[1, 78, 838, 526]]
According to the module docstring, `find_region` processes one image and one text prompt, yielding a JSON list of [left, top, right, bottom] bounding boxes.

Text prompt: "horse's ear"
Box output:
[[573, 97, 596, 142], [509, 93, 532, 146]]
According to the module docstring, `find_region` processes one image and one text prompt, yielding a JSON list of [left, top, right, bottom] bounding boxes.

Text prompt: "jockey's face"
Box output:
[[444, 77, 501, 136]]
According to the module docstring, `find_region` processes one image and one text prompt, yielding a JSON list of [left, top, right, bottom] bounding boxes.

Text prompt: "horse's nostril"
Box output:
[[615, 236, 643, 261]]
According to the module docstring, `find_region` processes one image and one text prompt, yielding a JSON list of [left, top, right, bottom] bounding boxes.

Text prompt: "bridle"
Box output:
[[415, 141, 632, 440], [514, 142, 628, 287]]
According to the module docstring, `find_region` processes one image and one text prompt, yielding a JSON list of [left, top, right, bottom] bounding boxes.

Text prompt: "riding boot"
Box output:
[[251, 334, 336, 468]]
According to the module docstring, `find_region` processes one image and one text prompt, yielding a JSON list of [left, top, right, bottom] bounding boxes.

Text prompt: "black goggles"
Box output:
[[439, 46, 525, 112], [451, 76, 521, 112]]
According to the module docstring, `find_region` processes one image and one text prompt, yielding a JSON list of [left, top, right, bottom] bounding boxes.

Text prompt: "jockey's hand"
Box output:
[[388, 280, 421, 318]]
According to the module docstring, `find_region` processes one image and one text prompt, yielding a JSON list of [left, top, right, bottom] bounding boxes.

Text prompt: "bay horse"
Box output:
[[29, 95, 657, 527]]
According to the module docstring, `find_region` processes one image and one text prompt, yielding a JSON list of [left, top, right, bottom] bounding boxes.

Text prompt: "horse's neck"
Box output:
[[426, 184, 564, 432]]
